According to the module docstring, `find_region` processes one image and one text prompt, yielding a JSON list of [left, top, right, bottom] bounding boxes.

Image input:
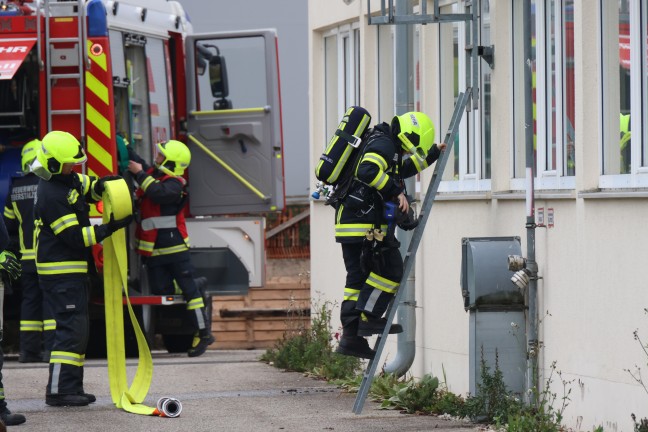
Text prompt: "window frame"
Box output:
[[510, 0, 576, 192], [599, 0, 648, 189], [438, 0, 491, 193]]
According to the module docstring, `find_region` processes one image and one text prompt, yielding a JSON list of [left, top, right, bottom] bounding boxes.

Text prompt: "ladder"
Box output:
[[41, 0, 87, 137], [352, 89, 472, 414]]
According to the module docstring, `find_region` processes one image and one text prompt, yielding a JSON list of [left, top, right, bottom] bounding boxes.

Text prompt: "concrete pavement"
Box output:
[[2, 349, 481, 432]]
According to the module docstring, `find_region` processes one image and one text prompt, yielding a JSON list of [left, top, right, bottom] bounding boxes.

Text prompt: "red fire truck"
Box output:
[[0, 0, 285, 355]]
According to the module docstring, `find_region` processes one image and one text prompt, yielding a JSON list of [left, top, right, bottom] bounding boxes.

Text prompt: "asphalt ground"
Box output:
[[2, 349, 481, 432]]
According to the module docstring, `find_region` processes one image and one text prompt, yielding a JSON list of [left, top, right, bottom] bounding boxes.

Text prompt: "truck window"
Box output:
[[195, 36, 267, 112]]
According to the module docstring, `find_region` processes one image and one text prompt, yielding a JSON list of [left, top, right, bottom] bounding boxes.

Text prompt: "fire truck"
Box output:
[[0, 0, 285, 355]]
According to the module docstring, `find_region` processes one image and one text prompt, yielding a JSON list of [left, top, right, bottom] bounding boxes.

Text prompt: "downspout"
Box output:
[[384, 0, 415, 376], [523, 0, 539, 404]]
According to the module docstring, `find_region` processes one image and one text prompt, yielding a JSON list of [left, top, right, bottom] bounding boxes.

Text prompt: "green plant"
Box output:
[[498, 361, 573, 432], [626, 308, 648, 430], [261, 299, 361, 380]]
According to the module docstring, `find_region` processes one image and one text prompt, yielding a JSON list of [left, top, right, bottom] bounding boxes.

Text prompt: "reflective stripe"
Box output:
[[3, 206, 14, 219], [51, 363, 61, 393], [137, 239, 155, 253], [364, 289, 382, 313], [361, 153, 388, 171], [68, 189, 80, 205], [37, 261, 88, 275], [335, 223, 388, 237], [20, 320, 43, 332], [51, 213, 79, 235], [152, 244, 189, 256], [141, 216, 177, 231], [343, 287, 360, 301], [411, 154, 428, 172], [82, 226, 98, 247], [186, 297, 205, 311], [44, 319, 57, 331], [79, 174, 90, 194], [50, 351, 85, 367], [366, 272, 399, 293], [367, 170, 389, 190], [193, 308, 206, 330], [0, 388, 4, 399], [21, 249, 35, 261], [335, 224, 373, 237], [140, 176, 156, 191]]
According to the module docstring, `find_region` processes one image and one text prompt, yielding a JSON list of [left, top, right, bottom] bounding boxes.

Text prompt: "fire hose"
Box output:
[[102, 179, 182, 417]]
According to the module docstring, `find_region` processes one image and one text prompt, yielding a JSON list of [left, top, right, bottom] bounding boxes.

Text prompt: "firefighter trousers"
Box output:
[[41, 275, 89, 396], [19, 271, 54, 357], [146, 253, 209, 335], [340, 241, 403, 335]]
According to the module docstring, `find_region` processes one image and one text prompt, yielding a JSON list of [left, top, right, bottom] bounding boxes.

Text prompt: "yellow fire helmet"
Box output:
[[391, 112, 436, 157], [156, 140, 191, 176], [33, 131, 87, 180], [20, 138, 41, 173]]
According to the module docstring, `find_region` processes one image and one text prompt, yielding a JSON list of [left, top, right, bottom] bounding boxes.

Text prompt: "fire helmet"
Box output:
[[21, 139, 41, 173], [156, 140, 191, 176], [36, 131, 86, 177], [391, 112, 436, 157]]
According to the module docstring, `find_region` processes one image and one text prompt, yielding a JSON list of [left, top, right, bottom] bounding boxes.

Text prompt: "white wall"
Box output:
[[309, 0, 648, 430]]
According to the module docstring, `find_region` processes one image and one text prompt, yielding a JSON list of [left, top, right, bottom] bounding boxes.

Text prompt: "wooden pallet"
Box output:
[[209, 275, 311, 349]]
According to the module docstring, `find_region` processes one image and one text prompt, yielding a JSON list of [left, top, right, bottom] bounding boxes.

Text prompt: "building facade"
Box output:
[[309, 0, 648, 429]]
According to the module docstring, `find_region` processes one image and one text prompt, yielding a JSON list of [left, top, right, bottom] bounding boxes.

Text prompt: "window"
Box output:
[[323, 23, 361, 141], [600, 0, 648, 188], [438, 1, 491, 192], [511, 0, 575, 190], [376, 24, 394, 121]]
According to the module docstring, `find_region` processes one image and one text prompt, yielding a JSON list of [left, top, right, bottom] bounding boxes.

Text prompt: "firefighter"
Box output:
[[127, 140, 215, 357], [0, 208, 27, 426], [32, 130, 132, 407], [333, 112, 446, 359], [3, 139, 55, 363]]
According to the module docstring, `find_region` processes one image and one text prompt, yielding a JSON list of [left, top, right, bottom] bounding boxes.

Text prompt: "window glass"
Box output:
[[325, 34, 338, 141], [481, 0, 492, 179], [512, 0, 574, 187], [195, 36, 267, 113]]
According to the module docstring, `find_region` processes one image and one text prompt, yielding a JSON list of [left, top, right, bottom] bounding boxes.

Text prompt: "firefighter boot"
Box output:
[[336, 336, 375, 359], [187, 329, 215, 358], [357, 312, 403, 336], [0, 409, 26, 426], [335, 309, 375, 359], [45, 394, 90, 407]]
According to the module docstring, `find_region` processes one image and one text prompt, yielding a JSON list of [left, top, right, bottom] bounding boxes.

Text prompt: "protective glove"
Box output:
[[0, 250, 21, 281], [106, 214, 133, 234], [94, 175, 123, 196]]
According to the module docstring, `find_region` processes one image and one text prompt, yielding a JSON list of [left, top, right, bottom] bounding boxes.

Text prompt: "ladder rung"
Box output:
[[51, 109, 81, 115], [50, 73, 81, 80], [49, 37, 79, 44]]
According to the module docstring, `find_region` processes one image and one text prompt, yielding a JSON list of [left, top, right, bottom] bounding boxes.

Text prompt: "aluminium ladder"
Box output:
[[352, 88, 472, 414]]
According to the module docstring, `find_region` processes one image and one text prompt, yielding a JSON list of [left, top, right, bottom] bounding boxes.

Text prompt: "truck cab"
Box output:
[[0, 0, 285, 355]]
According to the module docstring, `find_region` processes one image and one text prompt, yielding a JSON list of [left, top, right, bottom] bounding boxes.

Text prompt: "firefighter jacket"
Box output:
[[334, 122, 441, 244], [4, 173, 38, 272], [34, 173, 111, 278], [133, 167, 189, 257]]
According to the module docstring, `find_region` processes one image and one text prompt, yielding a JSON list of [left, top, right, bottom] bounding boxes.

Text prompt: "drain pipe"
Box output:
[[384, 0, 415, 377], [522, 0, 539, 404]]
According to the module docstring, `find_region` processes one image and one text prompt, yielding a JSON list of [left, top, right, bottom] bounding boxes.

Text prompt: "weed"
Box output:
[[626, 308, 648, 430], [261, 299, 361, 380]]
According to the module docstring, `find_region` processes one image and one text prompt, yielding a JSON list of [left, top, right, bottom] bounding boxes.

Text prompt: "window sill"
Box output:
[[578, 189, 648, 199]]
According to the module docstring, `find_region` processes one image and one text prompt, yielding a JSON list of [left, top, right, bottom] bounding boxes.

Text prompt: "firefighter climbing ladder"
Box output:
[[41, 0, 87, 135], [353, 0, 490, 414], [352, 89, 471, 414]]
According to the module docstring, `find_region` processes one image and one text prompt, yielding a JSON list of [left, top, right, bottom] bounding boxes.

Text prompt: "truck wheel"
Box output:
[[162, 334, 193, 353]]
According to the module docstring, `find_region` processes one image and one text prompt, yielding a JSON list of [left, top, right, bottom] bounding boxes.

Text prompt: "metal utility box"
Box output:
[[461, 237, 526, 398]]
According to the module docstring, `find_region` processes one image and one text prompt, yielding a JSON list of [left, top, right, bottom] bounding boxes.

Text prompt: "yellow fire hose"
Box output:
[[102, 179, 182, 417]]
